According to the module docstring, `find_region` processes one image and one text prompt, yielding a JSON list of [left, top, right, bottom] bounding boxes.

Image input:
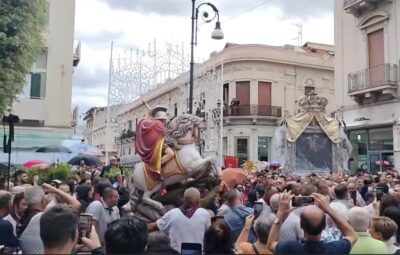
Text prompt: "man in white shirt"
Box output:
[[148, 187, 211, 253], [86, 187, 120, 245]]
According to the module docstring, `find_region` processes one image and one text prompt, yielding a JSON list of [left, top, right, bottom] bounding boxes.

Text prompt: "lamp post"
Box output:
[[189, 1, 224, 114]]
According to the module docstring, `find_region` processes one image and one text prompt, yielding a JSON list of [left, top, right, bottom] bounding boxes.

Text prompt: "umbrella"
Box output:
[[222, 167, 247, 189], [23, 160, 50, 169], [375, 160, 391, 166], [35, 145, 72, 153], [67, 155, 101, 167], [120, 155, 141, 167], [67, 143, 103, 156]]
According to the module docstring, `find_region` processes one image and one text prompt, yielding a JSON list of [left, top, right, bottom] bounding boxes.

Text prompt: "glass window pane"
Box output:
[[236, 138, 248, 166], [36, 52, 48, 69], [348, 130, 368, 173], [30, 73, 41, 98], [222, 137, 227, 155], [369, 128, 393, 151], [258, 137, 269, 161]]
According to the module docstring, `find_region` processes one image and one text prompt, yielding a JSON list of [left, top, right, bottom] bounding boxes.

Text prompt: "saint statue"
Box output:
[[135, 106, 174, 180]]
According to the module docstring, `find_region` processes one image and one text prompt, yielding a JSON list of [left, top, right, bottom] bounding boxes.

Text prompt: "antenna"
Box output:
[[291, 23, 303, 46]]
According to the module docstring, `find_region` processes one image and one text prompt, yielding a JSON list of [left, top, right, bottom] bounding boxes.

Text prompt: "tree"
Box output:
[[0, 0, 46, 114]]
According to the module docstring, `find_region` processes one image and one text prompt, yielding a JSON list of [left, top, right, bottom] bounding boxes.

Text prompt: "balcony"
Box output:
[[344, 0, 392, 16], [224, 105, 281, 117], [119, 130, 135, 140], [348, 63, 398, 103]]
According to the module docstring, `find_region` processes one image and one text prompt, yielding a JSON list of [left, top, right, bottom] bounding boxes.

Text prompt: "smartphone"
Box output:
[[254, 202, 263, 218], [181, 243, 202, 255], [292, 196, 314, 207], [79, 213, 93, 242], [376, 187, 384, 201]]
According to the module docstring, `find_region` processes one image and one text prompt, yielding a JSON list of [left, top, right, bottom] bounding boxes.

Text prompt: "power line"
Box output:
[[221, 0, 275, 23]]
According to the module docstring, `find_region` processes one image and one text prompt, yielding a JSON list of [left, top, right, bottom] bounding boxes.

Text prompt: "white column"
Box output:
[[250, 79, 258, 105], [393, 123, 400, 172], [250, 128, 258, 162]]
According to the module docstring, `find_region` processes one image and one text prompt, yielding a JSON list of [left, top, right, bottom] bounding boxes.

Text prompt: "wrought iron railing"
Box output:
[[224, 105, 282, 117], [348, 63, 398, 93], [119, 130, 135, 140]]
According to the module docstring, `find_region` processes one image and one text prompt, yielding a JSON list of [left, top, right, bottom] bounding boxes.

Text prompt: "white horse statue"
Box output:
[[129, 114, 221, 215]]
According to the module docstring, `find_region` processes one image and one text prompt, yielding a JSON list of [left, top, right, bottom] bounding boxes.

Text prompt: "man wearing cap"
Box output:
[[135, 106, 174, 180]]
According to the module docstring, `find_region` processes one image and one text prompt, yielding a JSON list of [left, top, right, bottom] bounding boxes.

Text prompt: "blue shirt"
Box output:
[[223, 205, 256, 242], [276, 238, 352, 255], [0, 219, 18, 247]]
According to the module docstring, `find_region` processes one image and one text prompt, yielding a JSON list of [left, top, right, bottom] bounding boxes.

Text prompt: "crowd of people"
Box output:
[[1, 161, 400, 254]]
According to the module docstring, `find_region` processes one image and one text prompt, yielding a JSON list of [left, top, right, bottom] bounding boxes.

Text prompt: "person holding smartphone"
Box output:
[[40, 205, 103, 255], [267, 192, 357, 255], [235, 213, 275, 254]]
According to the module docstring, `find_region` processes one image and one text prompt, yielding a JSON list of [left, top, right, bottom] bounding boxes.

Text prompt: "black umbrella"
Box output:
[[67, 155, 101, 166], [36, 145, 72, 153]]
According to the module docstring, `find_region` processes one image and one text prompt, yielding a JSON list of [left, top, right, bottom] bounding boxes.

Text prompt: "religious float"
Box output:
[[128, 106, 221, 221], [276, 91, 352, 176]]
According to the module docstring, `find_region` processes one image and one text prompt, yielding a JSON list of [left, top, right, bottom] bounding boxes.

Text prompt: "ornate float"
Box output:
[[276, 91, 352, 176]]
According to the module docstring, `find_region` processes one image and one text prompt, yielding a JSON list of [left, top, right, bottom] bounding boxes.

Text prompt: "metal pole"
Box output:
[[106, 41, 114, 163], [220, 60, 224, 165], [189, 0, 196, 114]]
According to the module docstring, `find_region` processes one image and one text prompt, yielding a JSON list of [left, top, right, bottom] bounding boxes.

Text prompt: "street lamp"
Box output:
[[189, 1, 224, 114]]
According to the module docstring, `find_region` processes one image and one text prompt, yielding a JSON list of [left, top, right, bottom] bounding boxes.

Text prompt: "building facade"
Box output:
[[83, 107, 117, 157], [89, 42, 335, 165], [335, 0, 400, 173], [2, 0, 80, 153]]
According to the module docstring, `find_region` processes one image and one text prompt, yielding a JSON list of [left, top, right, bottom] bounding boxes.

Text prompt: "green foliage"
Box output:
[[104, 167, 122, 183], [104, 167, 134, 183], [27, 164, 74, 184], [0, 0, 46, 113]]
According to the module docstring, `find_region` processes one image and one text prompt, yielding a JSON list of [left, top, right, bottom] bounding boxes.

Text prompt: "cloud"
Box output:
[[99, 0, 189, 16], [100, 0, 333, 19], [72, 0, 334, 116]]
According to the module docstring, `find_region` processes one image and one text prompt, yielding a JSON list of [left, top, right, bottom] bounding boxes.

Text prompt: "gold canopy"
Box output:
[[285, 91, 340, 144]]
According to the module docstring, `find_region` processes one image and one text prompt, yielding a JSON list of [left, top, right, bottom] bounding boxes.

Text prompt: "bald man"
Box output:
[[267, 192, 357, 254], [147, 187, 211, 253]]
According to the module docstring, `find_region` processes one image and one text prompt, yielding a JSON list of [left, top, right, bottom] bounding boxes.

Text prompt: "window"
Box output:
[[236, 81, 250, 105], [369, 127, 393, 151], [30, 73, 46, 99], [368, 29, 384, 68], [258, 137, 269, 161], [26, 51, 47, 99], [174, 103, 178, 117], [349, 130, 368, 173], [222, 137, 228, 155], [258, 82, 271, 106], [305, 86, 315, 95], [236, 138, 248, 166], [128, 120, 132, 131]]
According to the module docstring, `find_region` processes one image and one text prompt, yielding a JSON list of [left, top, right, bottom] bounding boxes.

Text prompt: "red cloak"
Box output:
[[135, 119, 165, 166]]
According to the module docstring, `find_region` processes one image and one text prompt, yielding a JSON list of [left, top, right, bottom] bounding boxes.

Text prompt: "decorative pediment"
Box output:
[[358, 11, 390, 29]]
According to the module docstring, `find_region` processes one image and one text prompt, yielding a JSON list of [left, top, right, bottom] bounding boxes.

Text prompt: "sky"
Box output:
[[72, 0, 334, 117]]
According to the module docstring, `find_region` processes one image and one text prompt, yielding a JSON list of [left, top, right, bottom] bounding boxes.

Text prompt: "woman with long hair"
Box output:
[[204, 218, 234, 254]]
